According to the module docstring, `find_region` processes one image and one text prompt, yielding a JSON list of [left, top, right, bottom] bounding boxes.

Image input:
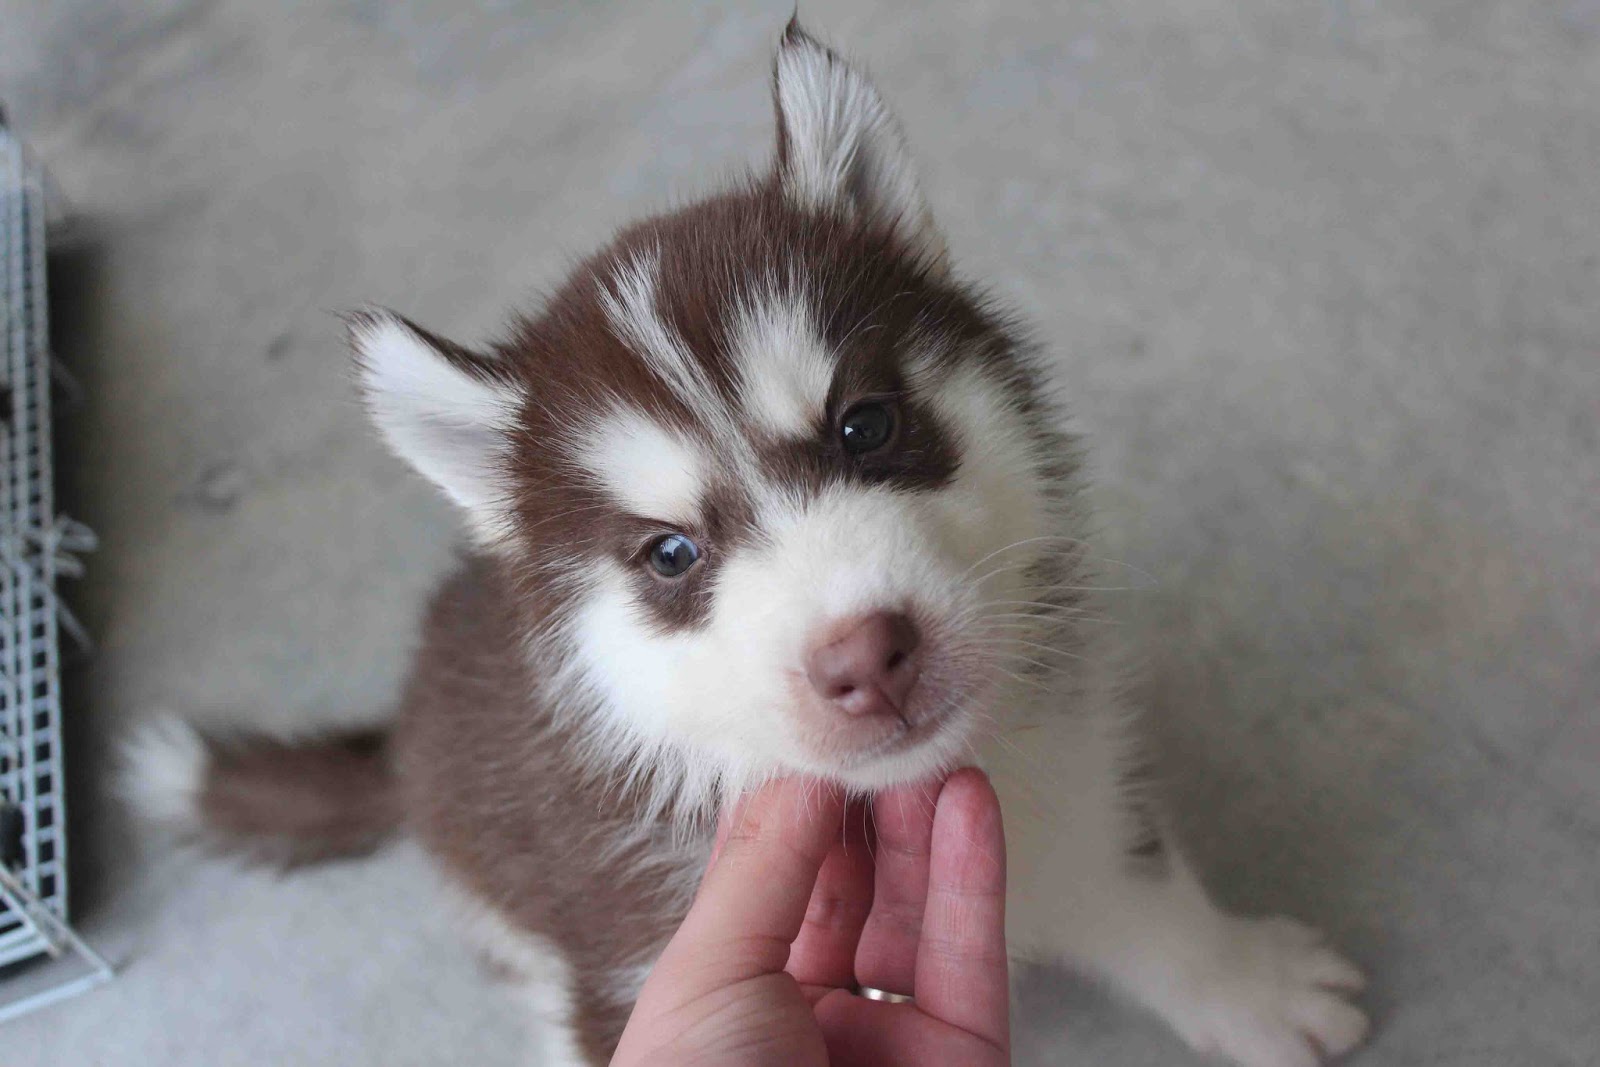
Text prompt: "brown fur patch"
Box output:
[[392, 556, 708, 1062], [1118, 744, 1172, 880], [199, 730, 398, 867]]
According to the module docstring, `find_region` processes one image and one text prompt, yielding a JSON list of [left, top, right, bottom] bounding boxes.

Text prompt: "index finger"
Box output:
[[661, 777, 847, 985], [913, 767, 1009, 1050]]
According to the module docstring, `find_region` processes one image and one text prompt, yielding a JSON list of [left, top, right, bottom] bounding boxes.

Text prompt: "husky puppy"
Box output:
[[130, 23, 1367, 1067]]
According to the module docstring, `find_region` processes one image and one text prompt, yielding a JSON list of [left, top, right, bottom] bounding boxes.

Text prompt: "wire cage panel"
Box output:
[[0, 115, 111, 1022]]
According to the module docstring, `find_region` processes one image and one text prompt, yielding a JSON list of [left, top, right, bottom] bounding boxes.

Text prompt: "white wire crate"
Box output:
[[0, 116, 111, 1023]]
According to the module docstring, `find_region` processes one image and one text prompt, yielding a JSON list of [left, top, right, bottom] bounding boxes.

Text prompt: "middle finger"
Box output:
[[786, 799, 876, 990], [853, 779, 940, 995]]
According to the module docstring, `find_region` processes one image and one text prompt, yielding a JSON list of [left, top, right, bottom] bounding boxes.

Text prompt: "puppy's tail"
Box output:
[[121, 715, 401, 867]]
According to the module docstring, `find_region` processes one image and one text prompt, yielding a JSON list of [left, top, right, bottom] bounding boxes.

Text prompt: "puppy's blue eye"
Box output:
[[841, 402, 895, 454], [647, 534, 700, 578]]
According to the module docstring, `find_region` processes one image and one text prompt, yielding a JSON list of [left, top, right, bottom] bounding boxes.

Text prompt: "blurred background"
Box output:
[[1, 1, 1596, 1064]]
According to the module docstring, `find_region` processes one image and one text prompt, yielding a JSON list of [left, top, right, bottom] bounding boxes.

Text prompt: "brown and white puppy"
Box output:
[[128, 23, 1368, 1067]]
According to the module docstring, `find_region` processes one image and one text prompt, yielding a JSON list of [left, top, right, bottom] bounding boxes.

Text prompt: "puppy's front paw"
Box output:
[[1171, 916, 1368, 1067]]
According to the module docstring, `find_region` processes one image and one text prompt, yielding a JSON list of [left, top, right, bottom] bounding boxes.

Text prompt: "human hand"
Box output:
[[611, 768, 1009, 1067]]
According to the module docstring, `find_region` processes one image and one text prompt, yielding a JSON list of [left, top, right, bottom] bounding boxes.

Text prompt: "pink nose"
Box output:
[[805, 612, 922, 719]]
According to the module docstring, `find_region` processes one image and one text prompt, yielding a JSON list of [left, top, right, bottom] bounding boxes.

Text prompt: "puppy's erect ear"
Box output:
[[348, 310, 521, 538], [772, 21, 946, 268]]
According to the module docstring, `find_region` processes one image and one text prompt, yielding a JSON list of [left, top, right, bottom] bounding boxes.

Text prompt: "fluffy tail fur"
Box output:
[[122, 716, 401, 867]]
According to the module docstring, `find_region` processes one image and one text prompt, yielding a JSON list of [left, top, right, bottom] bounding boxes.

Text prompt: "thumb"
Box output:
[[657, 777, 846, 987]]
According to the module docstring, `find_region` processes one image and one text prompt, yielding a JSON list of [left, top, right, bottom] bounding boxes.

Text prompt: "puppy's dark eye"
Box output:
[[647, 533, 700, 578], [840, 402, 895, 455]]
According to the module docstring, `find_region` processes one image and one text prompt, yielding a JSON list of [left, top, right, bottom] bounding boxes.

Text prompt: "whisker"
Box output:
[[966, 636, 1086, 662], [972, 611, 1116, 628], [959, 534, 1093, 581], [984, 653, 1073, 679]]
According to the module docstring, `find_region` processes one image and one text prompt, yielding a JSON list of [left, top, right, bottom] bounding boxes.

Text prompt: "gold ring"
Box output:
[[855, 985, 915, 1004]]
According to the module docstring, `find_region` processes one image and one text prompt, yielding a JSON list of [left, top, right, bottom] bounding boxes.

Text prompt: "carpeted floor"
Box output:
[[2, 2, 1596, 1064]]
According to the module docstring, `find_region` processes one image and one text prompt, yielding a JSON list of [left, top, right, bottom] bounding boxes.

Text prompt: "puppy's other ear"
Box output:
[[348, 309, 520, 539], [772, 21, 946, 269]]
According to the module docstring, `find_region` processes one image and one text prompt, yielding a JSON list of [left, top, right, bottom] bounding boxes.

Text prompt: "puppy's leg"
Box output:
[[990, 709, 1368, 1067]]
